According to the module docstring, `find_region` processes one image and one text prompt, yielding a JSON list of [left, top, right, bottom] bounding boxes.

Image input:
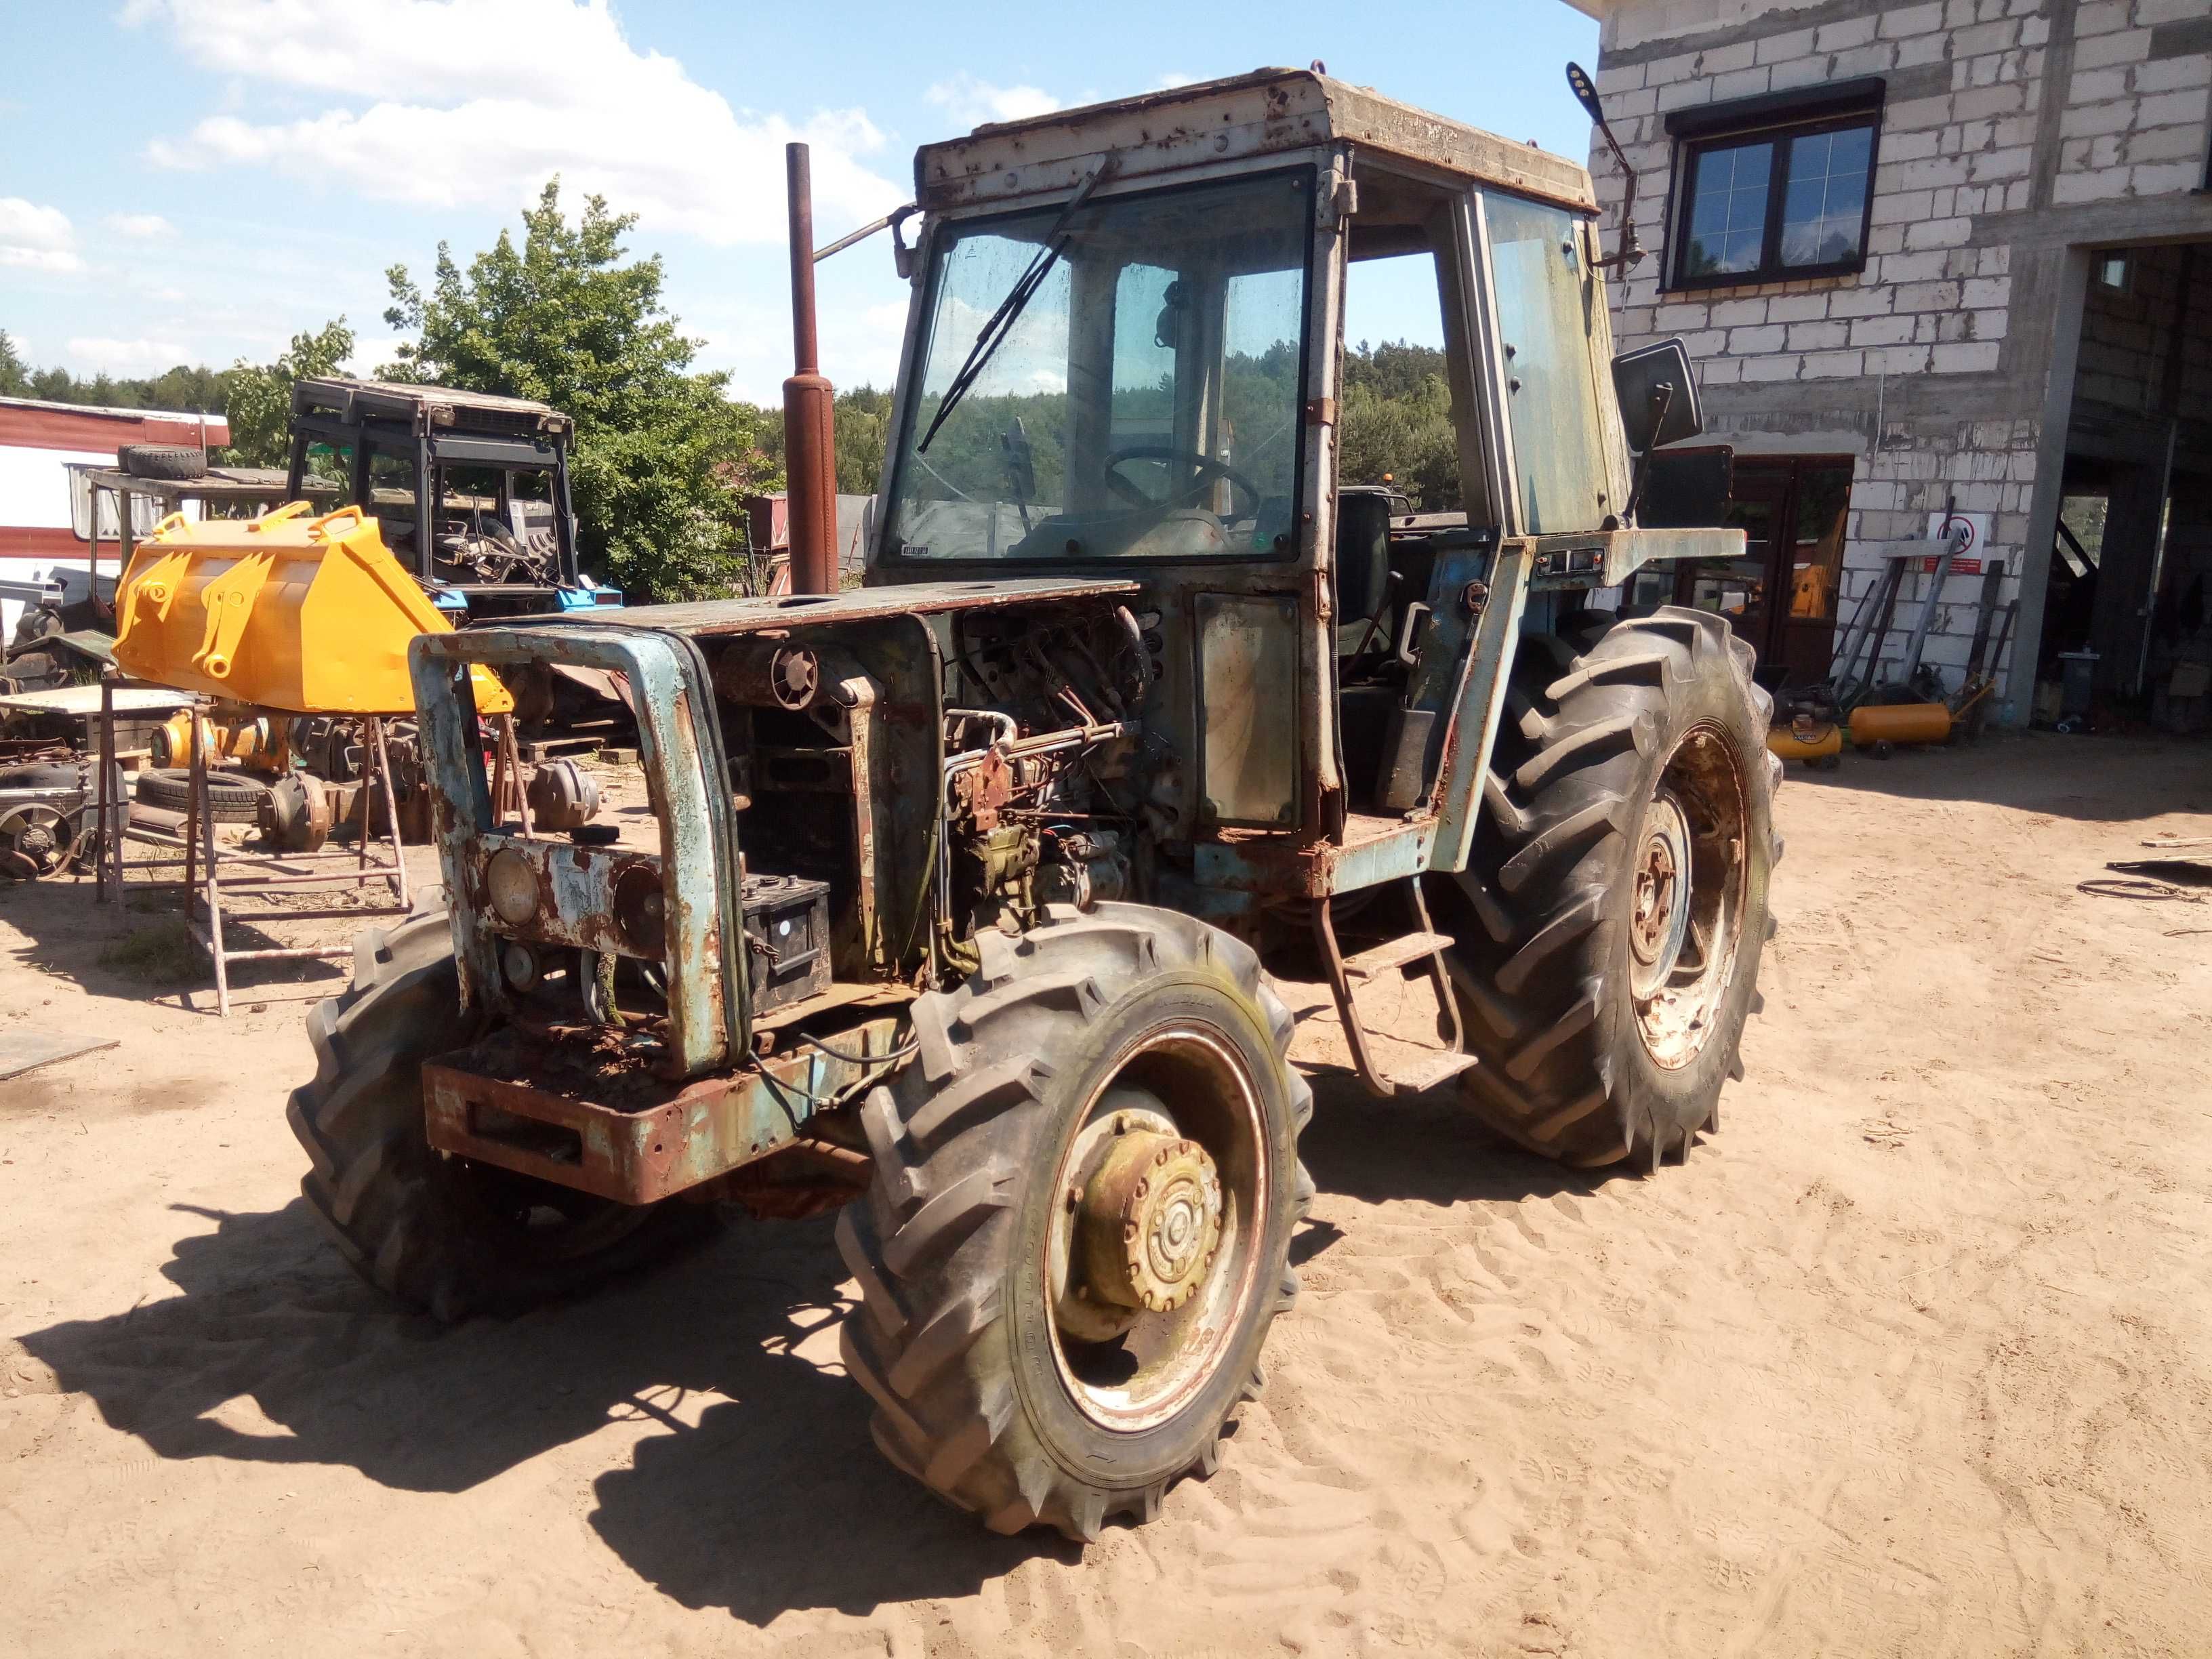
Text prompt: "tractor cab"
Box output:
[[874, 70, 1734, 882], [284, 377, 621, 621]]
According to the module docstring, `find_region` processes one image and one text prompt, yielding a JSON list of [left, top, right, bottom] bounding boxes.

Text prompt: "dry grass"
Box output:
[[94, 918, 201, 983]]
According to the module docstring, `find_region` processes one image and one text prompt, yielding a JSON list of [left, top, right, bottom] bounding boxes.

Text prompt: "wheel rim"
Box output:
[[1044, 1026, 1268, 1433], [1632, 724, 1749, 1069], [1628, 792, 1694, 1000]]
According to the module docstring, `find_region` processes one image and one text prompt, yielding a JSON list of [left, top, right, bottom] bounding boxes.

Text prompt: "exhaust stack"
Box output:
[[783, 142, 838, 595]]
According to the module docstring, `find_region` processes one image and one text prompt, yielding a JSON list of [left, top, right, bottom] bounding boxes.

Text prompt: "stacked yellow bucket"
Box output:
[[112, 503, 510, 714]]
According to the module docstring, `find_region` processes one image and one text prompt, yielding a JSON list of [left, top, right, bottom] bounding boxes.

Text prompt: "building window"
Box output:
[[2092, 251, 2131, 293], [1664, 79, 1885, 291], [67, 467, 161, 542]]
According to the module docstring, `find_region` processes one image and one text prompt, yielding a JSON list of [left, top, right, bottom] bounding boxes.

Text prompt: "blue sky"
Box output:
[[1, 0, 1599, 406]]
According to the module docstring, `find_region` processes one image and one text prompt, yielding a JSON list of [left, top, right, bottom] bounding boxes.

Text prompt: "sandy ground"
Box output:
[[3, 733, 2210, 1657]]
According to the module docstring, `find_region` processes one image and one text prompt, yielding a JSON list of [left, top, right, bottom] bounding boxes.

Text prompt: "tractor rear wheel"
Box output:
[[285, 906, 715, 1318], [1441, 607, 1780, 1168], [836, 904, 1312, 1541]]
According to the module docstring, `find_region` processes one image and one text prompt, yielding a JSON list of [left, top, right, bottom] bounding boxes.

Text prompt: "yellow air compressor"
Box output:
[[112, 504, 510, 715], [1847, 701, 1951, 756], [1767, 714, 1843, 769]]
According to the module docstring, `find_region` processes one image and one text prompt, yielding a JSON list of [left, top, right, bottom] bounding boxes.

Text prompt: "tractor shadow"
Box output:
[[16, 1201, 1061, 1622], [1292, 1061, 1611, 1227]]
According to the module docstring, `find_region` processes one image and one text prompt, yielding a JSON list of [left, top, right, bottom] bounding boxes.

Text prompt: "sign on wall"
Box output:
[[1917, 510, 1992, 576]]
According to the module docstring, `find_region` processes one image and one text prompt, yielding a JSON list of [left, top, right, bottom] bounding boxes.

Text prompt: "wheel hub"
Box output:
[[1629, 792, 1693, 998], [1078, 1126, 1223, 1314]]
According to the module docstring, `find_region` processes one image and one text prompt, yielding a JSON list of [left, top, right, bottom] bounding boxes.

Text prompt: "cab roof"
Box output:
[[914, 68, 1597, 218], [290, 377, 574, 440]]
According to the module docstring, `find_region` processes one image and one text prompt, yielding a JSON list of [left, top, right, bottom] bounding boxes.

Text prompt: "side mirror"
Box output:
[[1637, 448, 1734, 529], [1612, 337, 1705, 453]]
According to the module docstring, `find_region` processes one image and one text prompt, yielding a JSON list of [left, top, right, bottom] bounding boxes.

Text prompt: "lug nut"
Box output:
[[1066, 1183, 1084, 1208]]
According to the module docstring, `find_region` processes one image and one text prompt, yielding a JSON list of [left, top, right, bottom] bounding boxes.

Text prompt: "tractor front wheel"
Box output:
[[1443, 607, 1780, 1168], [837, 904, 1313, 1540], [285, 907, 716, 1319]]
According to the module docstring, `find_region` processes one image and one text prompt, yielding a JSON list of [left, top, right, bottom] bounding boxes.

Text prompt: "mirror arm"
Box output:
[[1620, 380, 1675, 524], [1567, 62, 1646, 274], [1590, 123, 1645, 272]]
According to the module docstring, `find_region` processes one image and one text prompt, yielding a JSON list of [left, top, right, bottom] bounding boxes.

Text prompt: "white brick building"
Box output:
[[1569, 0, 2212, 724]]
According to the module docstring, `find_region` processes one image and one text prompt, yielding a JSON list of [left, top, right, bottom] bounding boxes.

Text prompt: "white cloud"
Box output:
[[342, 334, 407, 376], [129, 0, 903, 246], [1155, 72, 1198, 90], [924, 73, 1060, 131], [66, 337, 190, 370], [106, 212, 176, 240], [0, 198, 82, 272]]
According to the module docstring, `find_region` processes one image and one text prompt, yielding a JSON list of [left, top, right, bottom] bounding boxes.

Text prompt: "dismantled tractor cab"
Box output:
[[291, 69, 1778, 1541], [283, 377, 621, 622]]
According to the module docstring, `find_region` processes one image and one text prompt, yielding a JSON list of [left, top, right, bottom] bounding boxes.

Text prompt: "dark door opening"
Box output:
[[2041, 239, 2212, 724], [1627, 454, 1853, 690]]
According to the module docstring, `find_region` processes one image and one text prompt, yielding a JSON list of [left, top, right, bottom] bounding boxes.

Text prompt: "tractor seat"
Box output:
[[1334, 487, 1395, 657]]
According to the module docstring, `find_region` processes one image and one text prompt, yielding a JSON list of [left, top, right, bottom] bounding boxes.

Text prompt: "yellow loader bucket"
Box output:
[[112, 503, 512, 716]]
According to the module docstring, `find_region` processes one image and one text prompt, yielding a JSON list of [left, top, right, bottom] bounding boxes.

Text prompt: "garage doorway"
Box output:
[[2035, 240, 2211, 722]]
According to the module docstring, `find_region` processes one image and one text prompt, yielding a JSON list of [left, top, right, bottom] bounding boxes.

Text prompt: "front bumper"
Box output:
[[422, 1014, 907, 1204]]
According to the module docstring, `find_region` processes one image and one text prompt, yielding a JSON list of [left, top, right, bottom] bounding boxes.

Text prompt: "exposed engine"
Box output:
[[464, 592, 1162, 1050], [936, 601, 1149, 962], [701, 596, 1153, 990], [435, 518, 559, 586]]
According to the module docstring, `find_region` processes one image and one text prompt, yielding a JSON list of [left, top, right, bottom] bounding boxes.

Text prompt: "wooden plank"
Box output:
[[0, 1031, 121, 1082]]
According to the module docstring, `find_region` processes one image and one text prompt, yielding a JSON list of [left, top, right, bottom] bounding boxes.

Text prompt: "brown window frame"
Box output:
[[1662, 80, 1886, 294]]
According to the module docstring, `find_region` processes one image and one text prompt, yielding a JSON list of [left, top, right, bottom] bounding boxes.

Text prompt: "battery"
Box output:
[[742, 872, 832, 1014]]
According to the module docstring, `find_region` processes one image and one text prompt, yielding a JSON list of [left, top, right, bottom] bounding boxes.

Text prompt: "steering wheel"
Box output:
[[1103, 445, 1263, 518]]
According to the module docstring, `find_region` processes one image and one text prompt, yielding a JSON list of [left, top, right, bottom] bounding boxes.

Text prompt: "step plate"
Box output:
[[1391, 1049, 1478, 1095], [1343, 930, 1454, 980]]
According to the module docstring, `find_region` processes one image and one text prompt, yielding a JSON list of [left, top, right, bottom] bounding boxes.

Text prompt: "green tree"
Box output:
[[1339, 339, 1462, 511], [833, 386, 893, 495], [749, 385, 896, 495], [0, 330, 30, 396], [221, 318, 354, 467], [0, 333, 232, 413], [382, 180, 767, 602]]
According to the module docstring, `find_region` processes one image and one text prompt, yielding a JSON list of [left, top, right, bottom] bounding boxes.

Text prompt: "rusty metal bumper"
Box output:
[[422, 1016, 907, 1204]]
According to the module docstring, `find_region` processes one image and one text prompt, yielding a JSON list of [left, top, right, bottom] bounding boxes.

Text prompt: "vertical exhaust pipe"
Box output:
[[784, 142, 838, 595]]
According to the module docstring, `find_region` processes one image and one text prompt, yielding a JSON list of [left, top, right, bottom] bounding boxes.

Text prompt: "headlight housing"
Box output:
[[485, 847, 539, 926]]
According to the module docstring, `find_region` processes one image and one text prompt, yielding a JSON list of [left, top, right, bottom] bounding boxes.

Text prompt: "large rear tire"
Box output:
[[836, 904, 1313, 1541], [285, 907, 715, 1319], [1440, 607, 1780, 1169]]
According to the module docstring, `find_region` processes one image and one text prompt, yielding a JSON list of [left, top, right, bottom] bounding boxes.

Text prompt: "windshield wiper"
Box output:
[[916, 158, 1117, 455]]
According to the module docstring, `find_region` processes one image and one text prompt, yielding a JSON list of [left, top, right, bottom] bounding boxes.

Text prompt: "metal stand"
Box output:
[[100, 693, 414, 1016]]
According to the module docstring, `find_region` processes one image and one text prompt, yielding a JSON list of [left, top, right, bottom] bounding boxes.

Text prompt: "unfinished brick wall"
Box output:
[[1589, 0, 2212, 704], [2055, 3, 2212, 203]]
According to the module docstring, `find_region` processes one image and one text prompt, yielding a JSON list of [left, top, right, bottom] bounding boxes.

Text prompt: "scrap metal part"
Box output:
[[258, 773, 333, 853], [0, 802, 73, 880], [525, 758, 602, 831]]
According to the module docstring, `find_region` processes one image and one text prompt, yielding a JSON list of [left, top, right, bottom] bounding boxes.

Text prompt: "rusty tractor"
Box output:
[[289, 68, 1778, 1541]]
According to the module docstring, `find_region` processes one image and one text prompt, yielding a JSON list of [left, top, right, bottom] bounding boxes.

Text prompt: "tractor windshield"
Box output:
[[884, 169, 1314, 562]]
